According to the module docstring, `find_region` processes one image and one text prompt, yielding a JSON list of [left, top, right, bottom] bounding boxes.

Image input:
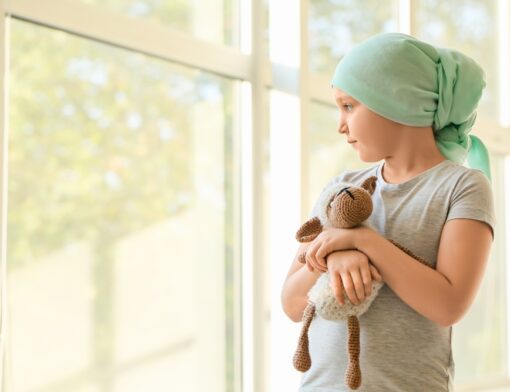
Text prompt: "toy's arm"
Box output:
[[388, 239, 429, 267], [296, 217, 323, 242]]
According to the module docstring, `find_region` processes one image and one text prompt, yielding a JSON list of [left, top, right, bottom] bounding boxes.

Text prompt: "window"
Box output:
[[309, 0, 399, 75], [6, 19, 238, 391], [79, 0, 239, 47]]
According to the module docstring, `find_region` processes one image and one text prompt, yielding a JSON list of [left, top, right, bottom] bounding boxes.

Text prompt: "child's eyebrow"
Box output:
[[335, 94, 353, 100], [335, 96, 354, 102]]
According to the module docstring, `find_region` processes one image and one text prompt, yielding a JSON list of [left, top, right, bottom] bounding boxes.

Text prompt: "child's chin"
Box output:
[[357, 151, 382, 163]]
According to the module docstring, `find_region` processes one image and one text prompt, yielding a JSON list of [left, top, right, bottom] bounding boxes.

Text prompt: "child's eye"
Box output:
[[342, 104, 353, 112]]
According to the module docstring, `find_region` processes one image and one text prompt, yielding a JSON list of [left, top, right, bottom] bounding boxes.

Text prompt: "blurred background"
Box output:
[[0, 0, 509, 391]]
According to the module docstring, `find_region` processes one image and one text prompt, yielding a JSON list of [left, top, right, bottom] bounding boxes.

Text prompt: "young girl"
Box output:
[[281, 32, 496, 391]]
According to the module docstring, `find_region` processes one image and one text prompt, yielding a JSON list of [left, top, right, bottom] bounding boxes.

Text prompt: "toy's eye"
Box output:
[[339, 187, 355, 199]]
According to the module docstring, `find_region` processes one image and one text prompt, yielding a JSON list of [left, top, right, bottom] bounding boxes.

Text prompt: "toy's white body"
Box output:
[[308, 273, 383, 320]]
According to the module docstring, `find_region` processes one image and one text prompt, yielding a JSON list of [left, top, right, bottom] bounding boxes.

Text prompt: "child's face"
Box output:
[[333, 87, 404, 162]]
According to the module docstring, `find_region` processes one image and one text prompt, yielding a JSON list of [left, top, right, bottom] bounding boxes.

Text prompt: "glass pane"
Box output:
[[79, 0, 239, 47], [415, 0, 498, 119], [269, 90, 301, 391], [308, 102, 372, 213], [452, 153, 508, 388], [452, 247, 506, 387], [7, 19, 238, 392], [309, 0, 399, 75]]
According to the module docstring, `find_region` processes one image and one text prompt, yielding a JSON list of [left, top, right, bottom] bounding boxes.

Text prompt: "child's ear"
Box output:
[[296, 217, 323, 242], [360, 176, 377, 195]]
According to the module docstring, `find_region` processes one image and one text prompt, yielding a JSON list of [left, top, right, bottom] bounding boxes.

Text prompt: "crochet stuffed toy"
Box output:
[[293, 175, 430, 390]]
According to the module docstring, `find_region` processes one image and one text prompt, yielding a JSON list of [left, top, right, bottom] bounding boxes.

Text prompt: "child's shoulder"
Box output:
[[437, 160, 492, 191]]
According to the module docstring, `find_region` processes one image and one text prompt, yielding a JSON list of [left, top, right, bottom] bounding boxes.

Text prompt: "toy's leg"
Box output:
[[345, 315, 362, 390], [293, 302, 315, 372]]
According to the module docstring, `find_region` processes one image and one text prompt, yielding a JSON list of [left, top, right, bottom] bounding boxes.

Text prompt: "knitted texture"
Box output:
[[328, 187, 373, 228], [314, 180, 375, 230], [308, 273, 383, 320], [346, 316, 361, 390], [389, 239, 430, 267], [296, 216, 323, 244], [293, 302, 316, 372]]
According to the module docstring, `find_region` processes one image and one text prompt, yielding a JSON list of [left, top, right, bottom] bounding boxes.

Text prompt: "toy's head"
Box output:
[[326, 176, 376, 228], [296, 176, 377, 242]]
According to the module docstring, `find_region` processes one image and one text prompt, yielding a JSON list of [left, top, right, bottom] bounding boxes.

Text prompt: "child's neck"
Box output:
[[381, 156, 446, 184]]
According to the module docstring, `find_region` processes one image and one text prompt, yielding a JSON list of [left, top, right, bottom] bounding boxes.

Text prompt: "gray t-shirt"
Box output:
[[299, 159, 496, 392]]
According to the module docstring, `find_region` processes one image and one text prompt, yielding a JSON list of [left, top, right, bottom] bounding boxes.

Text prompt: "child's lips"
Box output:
[[347, 140, 357, 144]]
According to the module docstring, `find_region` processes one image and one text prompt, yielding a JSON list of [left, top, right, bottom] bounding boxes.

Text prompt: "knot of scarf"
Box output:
[[433, 48, 489, 178]]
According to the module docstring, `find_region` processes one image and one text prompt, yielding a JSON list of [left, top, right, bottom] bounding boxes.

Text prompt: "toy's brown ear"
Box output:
[[296, 217, 323, 242], [360, 176, 377, 195]]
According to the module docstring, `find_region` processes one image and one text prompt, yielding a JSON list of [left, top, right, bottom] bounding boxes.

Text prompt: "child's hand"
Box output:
[[304, 227, 359, 272], [326, 250, 383, 305]]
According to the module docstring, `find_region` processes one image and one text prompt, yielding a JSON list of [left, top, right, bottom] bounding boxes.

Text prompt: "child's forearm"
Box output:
[[355, 227, 457, 327], [281, 264, 322, 322]]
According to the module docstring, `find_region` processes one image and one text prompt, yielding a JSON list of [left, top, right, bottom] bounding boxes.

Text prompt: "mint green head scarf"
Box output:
[[331, 32, 491, 181]]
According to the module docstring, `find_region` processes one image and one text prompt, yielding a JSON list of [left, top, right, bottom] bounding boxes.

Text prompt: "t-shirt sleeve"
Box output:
[[446, 169, 496, 240]]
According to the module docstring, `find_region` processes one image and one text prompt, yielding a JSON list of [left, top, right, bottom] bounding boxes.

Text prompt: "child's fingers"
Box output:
[[370, 264, 383, 281], [307, 251, 326, 273], [330, 272, 344, 305], [340, 272, 359, 305], [360, 266, 372, 297], [304, 251, 314, 272], [350, 269, 366, 303], [316, 255, 328, 271], [315, 245, 329, 271], [306, 255, 315, 271], [313, 257, 327, 272]]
